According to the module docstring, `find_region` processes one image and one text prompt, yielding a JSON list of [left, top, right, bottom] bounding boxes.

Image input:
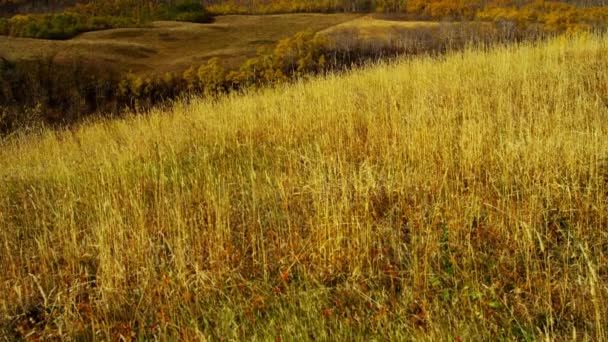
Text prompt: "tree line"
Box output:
[[3, 1, 608, 21], [202, 0, 608, 22], [1, 1, 606, 40], [0, 0, 212, 39]]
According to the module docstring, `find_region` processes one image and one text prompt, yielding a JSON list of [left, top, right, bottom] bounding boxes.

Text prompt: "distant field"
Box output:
[[0, 13, 360, 75], [0, 14, 479, 79], [322, 15, 441, 36], [320, 15, 496, 52], [320, 16, 440, 49]]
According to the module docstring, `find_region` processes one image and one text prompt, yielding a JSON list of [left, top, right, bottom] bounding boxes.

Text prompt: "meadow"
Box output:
[[0, 13, 360, 75], [1, 33, 607, 340]]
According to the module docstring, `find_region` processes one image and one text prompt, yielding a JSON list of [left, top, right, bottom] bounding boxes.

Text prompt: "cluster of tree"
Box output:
[[478, 1, 608, 31], [0, 0, 212, 39], [190, 32, 329, 88], [69, 0, 212, 22], [202, 0, 346, 13], [202, 0, 608, 24], [0, 56, 120, 134], [0, 0, 80, 17], [561, 0, 607, 6], [0, 12, 138, 39], [200, 0, 391, 15]]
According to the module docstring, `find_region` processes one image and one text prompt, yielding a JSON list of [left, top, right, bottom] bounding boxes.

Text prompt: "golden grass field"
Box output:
[[320, 16, 492, 56], [319, 16, 440, 49], [322, 15, 441, 36], [1, 34, 608, 339], [0, 13, 360, 75]]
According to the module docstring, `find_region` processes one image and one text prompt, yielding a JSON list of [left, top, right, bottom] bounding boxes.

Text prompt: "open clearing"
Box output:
[[0, 13, 360, 75], [322, 15, 441, 36], [320, 15, 490, 51]]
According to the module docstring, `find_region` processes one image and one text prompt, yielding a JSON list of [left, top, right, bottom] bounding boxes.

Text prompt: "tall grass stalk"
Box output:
[[1, 34, 607, 340]]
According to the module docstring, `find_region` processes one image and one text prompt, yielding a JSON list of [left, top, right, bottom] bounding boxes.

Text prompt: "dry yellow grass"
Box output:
[[1, 34, 607, 340], [320, 15, 439, 48], [322, 15, 439, 34], [319, 15, 491, 54]]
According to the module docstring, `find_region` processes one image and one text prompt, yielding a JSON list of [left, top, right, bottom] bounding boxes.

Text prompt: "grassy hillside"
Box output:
[[1, 34, 608, 340], [0, 13, 360, 75], [320, 16, 490, 52]]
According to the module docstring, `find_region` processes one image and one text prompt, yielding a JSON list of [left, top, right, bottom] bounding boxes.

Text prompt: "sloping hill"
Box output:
[[0, 13, 360, 75], [1, 34, 607, 340]]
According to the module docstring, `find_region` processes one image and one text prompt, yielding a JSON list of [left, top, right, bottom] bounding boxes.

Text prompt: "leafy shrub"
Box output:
[[173, 11, 213, 23], [158, 0, 214, 23], [197, 58, 227, 93]]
